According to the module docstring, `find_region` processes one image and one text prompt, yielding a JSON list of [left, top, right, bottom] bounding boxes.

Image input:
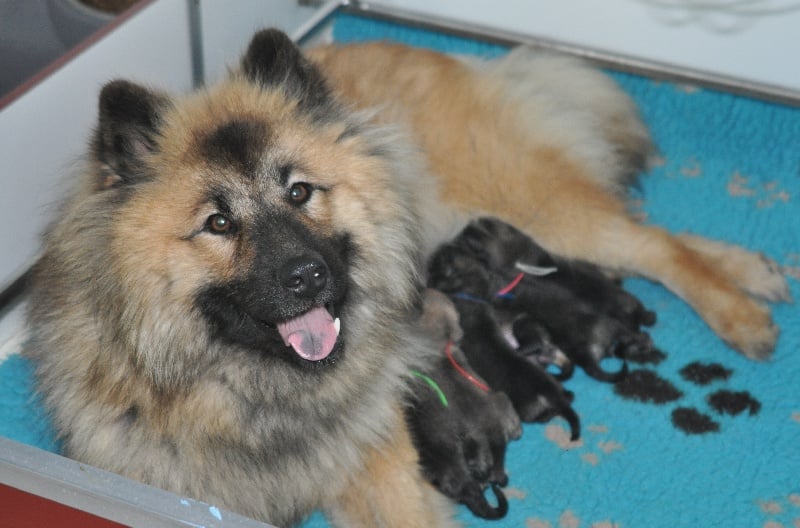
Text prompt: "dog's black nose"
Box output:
[[279, 255, 329, 298]]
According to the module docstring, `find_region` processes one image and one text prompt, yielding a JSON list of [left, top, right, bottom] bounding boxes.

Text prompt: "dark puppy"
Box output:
[[454, 217, 657, 382], [427, 247, 581, 440], [461, 217, 656, 330], [406, 289, 522, 519]]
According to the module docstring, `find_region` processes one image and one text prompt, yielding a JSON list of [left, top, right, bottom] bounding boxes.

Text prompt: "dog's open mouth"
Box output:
[[276, 306, 341, 362]]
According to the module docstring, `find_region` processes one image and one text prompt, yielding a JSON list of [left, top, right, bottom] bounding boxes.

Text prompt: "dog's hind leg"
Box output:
[[307, 43, 785, 358], [495, 176, 779, 359], [676, 233, 791, 303], [327, 411, 459, 528]]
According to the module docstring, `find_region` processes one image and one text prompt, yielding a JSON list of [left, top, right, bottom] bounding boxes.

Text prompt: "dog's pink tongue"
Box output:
[[277, 307, 337, 361]]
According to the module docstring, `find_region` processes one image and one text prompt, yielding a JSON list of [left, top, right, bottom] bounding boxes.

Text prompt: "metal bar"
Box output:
[[188, 0, 206, 87], [291, 0, 348, 43], [0, 437, 274, 528]]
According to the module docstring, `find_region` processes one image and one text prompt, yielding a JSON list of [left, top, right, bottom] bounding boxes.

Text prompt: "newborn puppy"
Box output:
[[406, 289, 522, 519], [452, 217, 657, 382], [459, 217, 656, 330], [427, 248, 581, 440]]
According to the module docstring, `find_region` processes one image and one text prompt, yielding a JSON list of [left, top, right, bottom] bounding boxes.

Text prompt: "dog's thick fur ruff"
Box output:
[[20, 29, 790, 527]]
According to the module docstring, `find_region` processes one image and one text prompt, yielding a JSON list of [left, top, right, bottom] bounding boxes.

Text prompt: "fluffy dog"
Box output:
[[22, 30, 457, 527], [15, 27, 791, 527]]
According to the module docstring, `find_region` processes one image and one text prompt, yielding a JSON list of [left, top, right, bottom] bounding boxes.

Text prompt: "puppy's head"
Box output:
[[456, 217, 555, 272], [427, 243, 491, 296]]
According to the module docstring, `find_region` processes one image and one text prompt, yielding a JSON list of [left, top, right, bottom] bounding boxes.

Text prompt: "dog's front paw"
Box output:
[[729, 322, 779, 362], [710, 299, 779, 360], [678, 234, 792, 303], [722, 250, 791, 304], [752, 254, 793, 303]]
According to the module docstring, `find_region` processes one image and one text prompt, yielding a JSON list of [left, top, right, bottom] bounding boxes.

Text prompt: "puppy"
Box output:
[[407, 289, 522, 519], [459, 217, 657, 330], [452, 217, 657, 382], [427, 244, 581, 439]]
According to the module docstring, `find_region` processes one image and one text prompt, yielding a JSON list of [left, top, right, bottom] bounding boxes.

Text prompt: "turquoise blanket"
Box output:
[[2, 12, 798, 528]]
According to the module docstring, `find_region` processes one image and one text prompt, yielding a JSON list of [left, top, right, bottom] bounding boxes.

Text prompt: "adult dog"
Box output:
[[18, 28, 788, 527], [308, 40, 790, 360]]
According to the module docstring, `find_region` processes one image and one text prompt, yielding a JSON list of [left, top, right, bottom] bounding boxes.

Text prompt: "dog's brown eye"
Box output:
[[206, 214, 235, 235], [289, 182, 312, 205]]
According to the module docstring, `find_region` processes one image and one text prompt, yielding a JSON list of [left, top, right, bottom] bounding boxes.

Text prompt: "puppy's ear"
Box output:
[[241, 28, 333, 114], [93, 80, 172, 189]]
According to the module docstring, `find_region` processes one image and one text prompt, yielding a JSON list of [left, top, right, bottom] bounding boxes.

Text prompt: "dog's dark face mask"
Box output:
[[196, 212, 352, 368]]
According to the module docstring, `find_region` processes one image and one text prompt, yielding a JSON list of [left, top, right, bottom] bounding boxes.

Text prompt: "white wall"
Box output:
[[0, 0, 196, 351], [0, 0, 195, 288], [368, 0, 800, 100], [0, 0, 324, 292]]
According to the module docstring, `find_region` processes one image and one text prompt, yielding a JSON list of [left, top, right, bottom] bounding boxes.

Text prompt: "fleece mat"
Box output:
[[2, 12, 798, 528]]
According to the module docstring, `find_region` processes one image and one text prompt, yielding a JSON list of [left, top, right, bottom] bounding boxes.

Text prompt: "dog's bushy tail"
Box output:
[[465, 47, 655, 192]]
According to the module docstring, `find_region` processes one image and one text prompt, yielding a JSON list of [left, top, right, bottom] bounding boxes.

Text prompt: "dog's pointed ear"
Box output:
[[241, 29, 333, 114], [93, 80, 172, 189]]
